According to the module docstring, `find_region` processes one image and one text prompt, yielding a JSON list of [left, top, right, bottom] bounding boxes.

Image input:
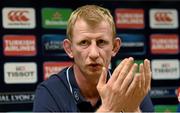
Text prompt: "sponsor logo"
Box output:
[[8, 11, 29, 22], [117, 34, 146, 55], [42, 8, 72, 29], [150, 34, 179, 54], [2, 8, 35, 29], [115, 9, 144, 29], [177, 87, 180, 102], [43, 62, 72, 80], [150, 9, 178, 29], [0, 92, 34, 104], [151, 59, 180, 80], [3, 35, 36, 56], [155, 105, 177, 112], [150, 87, 177, 98], [42, 34, 66, 56], [4, 62, 37, 84]]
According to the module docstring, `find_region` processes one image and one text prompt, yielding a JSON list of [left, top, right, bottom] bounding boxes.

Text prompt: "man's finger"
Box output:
[[144, 59, 151, 91], [140, 63, 145, 90], [97, 67, 107, 89], [121, 63, 138, 92], [125, 73, 141, 97], [115, 57, 134, 86], [108, 58, 127, 84]]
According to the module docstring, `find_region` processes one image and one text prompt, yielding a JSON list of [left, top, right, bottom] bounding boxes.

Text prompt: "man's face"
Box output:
[[69, 19, 119, 79]]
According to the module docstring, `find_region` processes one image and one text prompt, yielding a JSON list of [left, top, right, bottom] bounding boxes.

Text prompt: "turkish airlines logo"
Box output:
[[150, 34, 179, 54], [2, 8, 36, 29], [43, 62, 72, 80], [177, 87, 180, 102], [150, 9, 178, 29], [115, 9, 144, 29], [3, 35, 37, 56], [8, 11, 29, 22]]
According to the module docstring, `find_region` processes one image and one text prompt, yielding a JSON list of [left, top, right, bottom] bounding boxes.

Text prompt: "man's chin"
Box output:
[[87, 70, 101, 77], [83, 66, 103, 77]]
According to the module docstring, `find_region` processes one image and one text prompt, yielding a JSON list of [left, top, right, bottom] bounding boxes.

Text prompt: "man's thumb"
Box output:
[[97, 67, 107, 88]]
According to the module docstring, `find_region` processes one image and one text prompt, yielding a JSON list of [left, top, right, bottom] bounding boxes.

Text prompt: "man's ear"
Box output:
[[112, 37, 121, 57], [63, 39, 74, 58]]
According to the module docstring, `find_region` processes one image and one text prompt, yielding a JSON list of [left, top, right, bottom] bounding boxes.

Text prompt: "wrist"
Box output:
[[134, 107, 141, 113], [96, 105, 111, 112]]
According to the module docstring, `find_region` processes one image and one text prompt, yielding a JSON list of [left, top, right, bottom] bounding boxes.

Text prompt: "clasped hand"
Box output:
[[97, 57, 151, 112]]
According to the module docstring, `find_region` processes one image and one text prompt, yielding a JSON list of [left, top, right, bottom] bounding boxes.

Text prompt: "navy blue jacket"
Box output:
[[33, 67, 154, 112]]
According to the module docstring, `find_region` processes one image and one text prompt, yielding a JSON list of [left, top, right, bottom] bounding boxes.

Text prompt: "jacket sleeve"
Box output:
[[140, 93, 154, 112], [33, 84, 60, 112]]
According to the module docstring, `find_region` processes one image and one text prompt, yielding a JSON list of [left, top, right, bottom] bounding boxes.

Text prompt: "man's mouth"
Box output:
[[88, 64, 102, 68]]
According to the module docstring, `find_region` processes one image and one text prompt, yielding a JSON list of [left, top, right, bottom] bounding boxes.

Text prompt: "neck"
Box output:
[[73, 65, 100, 104]]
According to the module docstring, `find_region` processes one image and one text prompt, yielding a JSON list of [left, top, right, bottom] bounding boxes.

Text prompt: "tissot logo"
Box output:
[[42, 34, 66, 56], [115, 9, 144, 29], [2, 8, 35, 29], [43, 62, 72, 80], [151, 59, 180, 80], [150, 9, 178, 29], [4, 62, 37, 84], [0, 92, 35, 104], [3, 35, 36, 56], [118, 34, 146, 55], [150, 34, 179, 54]]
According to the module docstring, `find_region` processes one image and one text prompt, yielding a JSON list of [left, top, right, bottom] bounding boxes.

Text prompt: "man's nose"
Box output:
[[89, 43, 100, 60]]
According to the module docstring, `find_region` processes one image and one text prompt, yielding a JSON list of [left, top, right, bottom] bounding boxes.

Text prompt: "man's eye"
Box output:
[[79, 40, 89, 46], [97, 39, 107, 46]]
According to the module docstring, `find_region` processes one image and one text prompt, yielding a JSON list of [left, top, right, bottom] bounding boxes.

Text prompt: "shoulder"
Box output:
[[33, 67, 74, 111], [37, 67, 68, 92]]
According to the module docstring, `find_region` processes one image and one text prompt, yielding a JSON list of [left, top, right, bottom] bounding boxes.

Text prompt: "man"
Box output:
[[33, 5, 154, 112]]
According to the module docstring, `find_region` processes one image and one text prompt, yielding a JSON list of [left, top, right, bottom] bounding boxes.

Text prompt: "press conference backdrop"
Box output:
[[0, 0, 180, 112]]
